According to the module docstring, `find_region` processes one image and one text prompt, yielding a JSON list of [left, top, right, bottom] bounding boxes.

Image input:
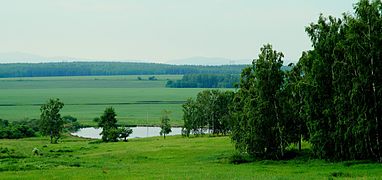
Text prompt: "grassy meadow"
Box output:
[[1, 75, 381, 179], [0, 75, 206, 126], [1, 135, 382, 179]]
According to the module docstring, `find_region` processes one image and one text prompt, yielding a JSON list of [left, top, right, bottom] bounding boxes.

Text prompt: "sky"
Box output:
[[0, 0, 355, 64]]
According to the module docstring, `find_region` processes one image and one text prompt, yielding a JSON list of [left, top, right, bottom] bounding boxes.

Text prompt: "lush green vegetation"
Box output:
[[0, 62, 246, 78], [39, 98, 65, 144], [166, 74, 240, 88], [230, 0, 382, 161], [0, 75, 209, 126], [182, 90, 234, 136], [0, 135, 381, 179], [0, 119, 39, 139], [159, 110, 172, 139], [94, 107, 132, 142], [0, 0, 381, 178]]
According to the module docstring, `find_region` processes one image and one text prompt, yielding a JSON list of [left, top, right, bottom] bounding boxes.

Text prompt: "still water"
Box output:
[[71, 127, 182, 139]]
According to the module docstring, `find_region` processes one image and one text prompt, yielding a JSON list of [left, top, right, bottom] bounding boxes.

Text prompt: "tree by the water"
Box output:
[[119, 127, 133, 142], [39, 98, 64, 144], [160, 110, 172, 139], [95, 107, 119, 142], [182, 90, 234, 137]]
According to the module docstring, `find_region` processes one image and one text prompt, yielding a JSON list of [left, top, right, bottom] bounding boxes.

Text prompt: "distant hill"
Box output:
[[0, 52, 49, 63], [0, 62, 249, 78], [0, 52, 87, 63], [0, 53, 251, 65], [165, 56, 251, 65]]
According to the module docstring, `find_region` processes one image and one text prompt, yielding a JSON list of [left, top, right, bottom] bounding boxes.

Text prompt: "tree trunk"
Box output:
[[50, 130, 53, 144], [298, 134, 302, 152], [274, 99, 283, 157], [368, 18, 380, 161]]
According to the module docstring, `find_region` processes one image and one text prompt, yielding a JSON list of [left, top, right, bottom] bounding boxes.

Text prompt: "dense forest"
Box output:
[[0, 62, 247, 78], [183, 0, 382, 161], [166, 74, 240, 88]]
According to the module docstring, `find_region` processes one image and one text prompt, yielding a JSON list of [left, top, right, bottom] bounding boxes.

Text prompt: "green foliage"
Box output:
[[119, 127, 133, 142], [230, 0, 382, 162], [0, 119, 38, 139], [148, 76, 157, 81], [231, 44, 290, 159], [299, 0, 382, 161], [39, 98, 64, 144], [281, 63, 309, 150], [166, 74, 240, 88], [96, 107, 119, 142], [181, 98, 198, 137], [182, 90, 234, 136], [62, 115, 81, 132], [63, 115, 77, 123], [160, 110, 172, 139], [95, 108, 133, 142]]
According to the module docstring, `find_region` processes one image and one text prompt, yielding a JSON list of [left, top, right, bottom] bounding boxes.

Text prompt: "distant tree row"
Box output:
[[182, 90, 234, 136], [0, 62, 247, 78], [166, 74, 240, 88]]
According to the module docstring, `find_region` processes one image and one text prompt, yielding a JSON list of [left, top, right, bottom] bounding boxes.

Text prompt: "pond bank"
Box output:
[[71, 127, 183, 139]]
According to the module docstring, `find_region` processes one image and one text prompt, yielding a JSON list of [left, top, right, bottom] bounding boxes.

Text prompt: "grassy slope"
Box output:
[[0, 75, 206, 126], [1, 136, 381, 179]]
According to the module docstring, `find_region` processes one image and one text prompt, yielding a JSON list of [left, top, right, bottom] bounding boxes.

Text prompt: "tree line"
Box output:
[[166, 74, 240, 88], [182, 0, 382, 161], [0, 62, 246, 78], [182, 90, 234, 136]]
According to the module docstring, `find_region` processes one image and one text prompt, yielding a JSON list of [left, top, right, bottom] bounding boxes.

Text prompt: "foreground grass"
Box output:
[[1, 136, 381, 179]]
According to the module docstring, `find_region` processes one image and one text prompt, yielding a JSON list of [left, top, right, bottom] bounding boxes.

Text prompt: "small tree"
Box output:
[[148, 76, 157, 81], [95, 107, 118, 142], [160, 110, 172, 139], [119, 127, 133, 142], [40, 98, 64, 144]]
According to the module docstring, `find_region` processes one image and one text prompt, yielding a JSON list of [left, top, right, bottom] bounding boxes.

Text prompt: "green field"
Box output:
[[1, 135, 381, 179], [0, 75, 208, 126]]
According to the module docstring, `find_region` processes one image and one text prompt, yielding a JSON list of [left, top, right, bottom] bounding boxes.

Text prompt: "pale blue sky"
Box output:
[[0, 0, 355, 64]]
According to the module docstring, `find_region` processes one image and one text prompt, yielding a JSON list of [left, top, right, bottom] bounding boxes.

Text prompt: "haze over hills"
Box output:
[[164, 57, 250, 65], [0, 52, 251, 65], [0, 52, 79, 63]]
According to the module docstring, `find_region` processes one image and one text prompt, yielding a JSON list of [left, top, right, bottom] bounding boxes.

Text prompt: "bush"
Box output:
[[0, 119, 38, 139]]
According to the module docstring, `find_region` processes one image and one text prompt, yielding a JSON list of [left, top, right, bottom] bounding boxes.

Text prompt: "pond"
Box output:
[[71, 127, 183, 139]]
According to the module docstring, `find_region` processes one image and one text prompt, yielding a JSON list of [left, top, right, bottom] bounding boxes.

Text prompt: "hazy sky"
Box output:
[[0, 0, 355, 64]]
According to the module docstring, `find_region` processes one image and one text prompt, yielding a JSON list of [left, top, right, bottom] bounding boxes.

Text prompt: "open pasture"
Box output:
[[0, 75, 204, 126], [1, 135, 381, 179]]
